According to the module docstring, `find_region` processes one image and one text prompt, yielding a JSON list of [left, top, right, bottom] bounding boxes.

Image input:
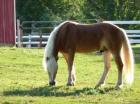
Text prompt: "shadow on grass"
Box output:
[[3, 86, 115, 97]]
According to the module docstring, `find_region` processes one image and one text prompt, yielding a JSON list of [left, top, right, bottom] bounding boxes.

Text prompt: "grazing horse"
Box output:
[[43, 21, 134, 89]]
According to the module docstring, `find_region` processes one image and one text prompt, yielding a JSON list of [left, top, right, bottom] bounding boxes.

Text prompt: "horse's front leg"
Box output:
[[72, 65, 76, 83], [62, 52, 76, 86]]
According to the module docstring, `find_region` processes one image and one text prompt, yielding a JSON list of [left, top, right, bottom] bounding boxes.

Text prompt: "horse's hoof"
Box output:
[[67, 83, 74, 86], [94, 86, 99, 89], [115, 84, 123, 90], [95, 83, 105, 89], [49, 81, 56, 86]]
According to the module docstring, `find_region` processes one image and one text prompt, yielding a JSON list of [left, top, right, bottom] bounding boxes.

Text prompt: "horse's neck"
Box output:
[[53, 39, 59, 59], [47, 37, 58, 59]]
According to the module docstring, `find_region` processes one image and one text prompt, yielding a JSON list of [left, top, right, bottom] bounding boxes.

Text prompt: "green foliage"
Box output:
[[16, 0, 86, 21], [113, 0, 140, 20], [16, 0, 46, 20], [16, 0, 140, 21], [0, 45, 140, 103], [83, 0, 140, 20]]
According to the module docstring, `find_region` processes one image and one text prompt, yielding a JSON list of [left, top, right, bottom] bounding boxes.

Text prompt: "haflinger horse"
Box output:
[[43, 21, 134, 89]]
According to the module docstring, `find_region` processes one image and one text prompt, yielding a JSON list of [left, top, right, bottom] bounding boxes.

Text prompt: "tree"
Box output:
[[83, 0, 140, 21], [16, 0, 46, 20], [16, 0, 140, 21], [41, 0, 86, 20]]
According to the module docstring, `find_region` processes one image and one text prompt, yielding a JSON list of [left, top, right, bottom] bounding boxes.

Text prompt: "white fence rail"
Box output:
[[16, 20, 59, 47], [16, 20, 140, 47], [16, 35, 49, 47], [104, 21, 140, 24]]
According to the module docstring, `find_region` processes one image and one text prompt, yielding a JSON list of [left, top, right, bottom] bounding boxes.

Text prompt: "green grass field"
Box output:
[[0, 45, 140, 104]]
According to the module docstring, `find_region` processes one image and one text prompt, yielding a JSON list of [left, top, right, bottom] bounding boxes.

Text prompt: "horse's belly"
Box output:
[[76, 45, 100, 52], [75, 36, 102, 52]]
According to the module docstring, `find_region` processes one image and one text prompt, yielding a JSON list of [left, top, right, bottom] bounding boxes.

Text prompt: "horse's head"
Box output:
[[44, 55, 58, 86], [43, 21, 68, 86]]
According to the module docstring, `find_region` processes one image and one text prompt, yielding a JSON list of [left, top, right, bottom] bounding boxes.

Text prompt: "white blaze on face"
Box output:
[[45, 56, 58, 82]]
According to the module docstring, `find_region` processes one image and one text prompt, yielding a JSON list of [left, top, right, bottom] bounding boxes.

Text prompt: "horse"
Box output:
[[43, 21, 134, 89]]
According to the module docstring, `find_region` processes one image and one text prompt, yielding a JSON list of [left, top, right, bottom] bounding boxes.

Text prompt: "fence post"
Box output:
[[17, 19, 22, 47], [37, 30, 42, 48], [28, 34, 31, 48]]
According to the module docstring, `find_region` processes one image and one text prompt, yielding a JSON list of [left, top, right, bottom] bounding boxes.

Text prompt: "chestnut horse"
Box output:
[[43, 21, 134, 89]]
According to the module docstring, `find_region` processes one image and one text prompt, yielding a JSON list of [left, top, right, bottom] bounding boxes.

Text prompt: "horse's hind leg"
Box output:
[[95, 51, 111, 88], [113, 53, 123, 89], [62, 52, 76, 86]]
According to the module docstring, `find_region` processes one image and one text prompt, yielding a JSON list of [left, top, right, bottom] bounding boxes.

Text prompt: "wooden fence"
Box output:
[[16, 20, 140, 48]]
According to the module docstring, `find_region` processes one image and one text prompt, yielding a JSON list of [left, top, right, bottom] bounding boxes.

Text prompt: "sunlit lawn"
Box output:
[[0, 45, 140, 104]]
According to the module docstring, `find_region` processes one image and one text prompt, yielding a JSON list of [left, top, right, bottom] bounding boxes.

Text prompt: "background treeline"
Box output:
[[16, 0, 140, 21]]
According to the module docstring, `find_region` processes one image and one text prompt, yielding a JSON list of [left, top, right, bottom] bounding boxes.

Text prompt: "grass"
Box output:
[[0, 45, 140, 104]]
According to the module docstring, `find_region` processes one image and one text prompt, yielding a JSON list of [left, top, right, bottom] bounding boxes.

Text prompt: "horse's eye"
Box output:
[[56, 56, 59, 61], [46, 57, 49, 61]]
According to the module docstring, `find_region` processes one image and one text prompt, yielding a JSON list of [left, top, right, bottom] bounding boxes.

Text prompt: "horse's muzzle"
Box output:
[[49, 81, 56, 86]]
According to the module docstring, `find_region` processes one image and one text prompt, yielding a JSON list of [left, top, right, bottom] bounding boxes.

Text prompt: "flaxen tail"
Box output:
[[121, 29, 134, 85]]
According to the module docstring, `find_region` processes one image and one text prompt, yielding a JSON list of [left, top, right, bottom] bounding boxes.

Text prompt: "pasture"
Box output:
[[0, 45, 140, 104]]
